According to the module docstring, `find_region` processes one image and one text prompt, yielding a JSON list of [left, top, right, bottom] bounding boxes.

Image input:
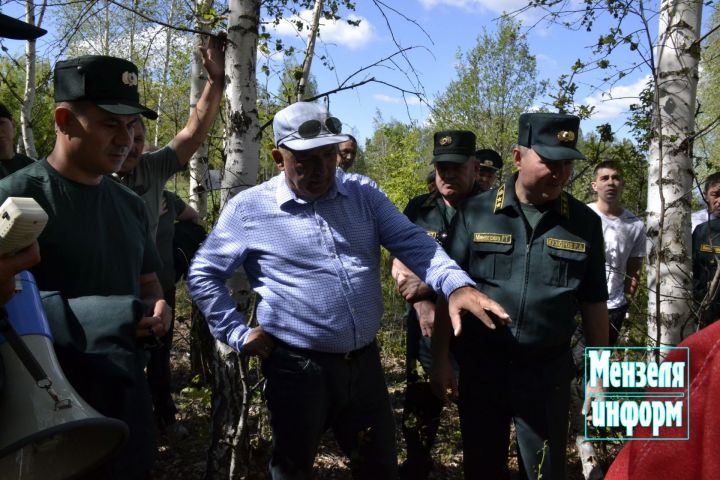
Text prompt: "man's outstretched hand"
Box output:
[[447, 286, 510, 336]]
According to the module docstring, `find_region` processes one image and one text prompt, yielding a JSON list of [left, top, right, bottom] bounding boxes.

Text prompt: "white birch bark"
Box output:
[[102, 0, 110, 55], [221, 0, 260, 205], [154, 0, 177, 146], [187, 0, 212, 219], [20, 0, 44, 158], [204, 2, 261, 478], [297, 0, 323, 102], [128, 0, 139, 59], [646, 0, 703, 347]]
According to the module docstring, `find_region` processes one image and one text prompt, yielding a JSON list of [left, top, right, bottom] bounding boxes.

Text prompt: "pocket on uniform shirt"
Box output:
[[469, 241, 514, 281], [542, 242, 588, 288]]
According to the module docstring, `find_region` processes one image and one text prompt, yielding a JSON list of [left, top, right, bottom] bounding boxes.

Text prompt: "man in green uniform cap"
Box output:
[[432, 112, 609, 480], [0, 54, 170, 479], [391, 130, 482, 479], [475, 147, 503, 192]]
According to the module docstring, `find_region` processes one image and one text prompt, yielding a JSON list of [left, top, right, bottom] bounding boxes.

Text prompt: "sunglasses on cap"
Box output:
[[278, 117, 343, 145]]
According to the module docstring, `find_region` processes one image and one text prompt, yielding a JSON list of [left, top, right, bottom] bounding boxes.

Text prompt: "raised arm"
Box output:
[[171, 32, 226, 166]]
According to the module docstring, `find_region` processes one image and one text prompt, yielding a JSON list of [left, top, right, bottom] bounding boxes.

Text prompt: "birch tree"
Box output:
[[297, 0, 323, 102], [199, 2, 262, 478], [153, 0, 178, 146], [646, 0, 702, 346], [221, 0, 260, 205], [20, 0, 46, 157], [187, 0, 214, 219]]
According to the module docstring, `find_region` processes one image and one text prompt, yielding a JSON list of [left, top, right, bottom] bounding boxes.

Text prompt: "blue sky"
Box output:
[[264, 0, 711, 146]]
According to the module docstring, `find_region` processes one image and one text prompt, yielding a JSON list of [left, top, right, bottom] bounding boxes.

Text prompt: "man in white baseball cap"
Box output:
[[189, 101, 511, 479]]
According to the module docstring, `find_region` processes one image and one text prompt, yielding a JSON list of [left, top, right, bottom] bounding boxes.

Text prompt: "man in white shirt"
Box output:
[[588, 160, 646, 342], [575, 160, 647, 479], [691, 172, 720, 232]]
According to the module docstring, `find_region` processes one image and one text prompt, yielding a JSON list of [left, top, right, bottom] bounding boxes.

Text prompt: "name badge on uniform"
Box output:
[[699, 243, 720, 254], [546, 237, 586, 253], [473, 233, 512, 244]]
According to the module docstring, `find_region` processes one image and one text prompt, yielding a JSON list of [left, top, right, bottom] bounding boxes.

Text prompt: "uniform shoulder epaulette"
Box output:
[[421, 193, 437, 207], [493, 184, 506, 213], [560, 192, 569, 219]]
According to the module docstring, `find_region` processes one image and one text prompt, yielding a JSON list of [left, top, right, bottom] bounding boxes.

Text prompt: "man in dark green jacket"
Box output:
[[392, 130, 481, 479], [693, 216, 720, 327], [432, 113, 609, 480]]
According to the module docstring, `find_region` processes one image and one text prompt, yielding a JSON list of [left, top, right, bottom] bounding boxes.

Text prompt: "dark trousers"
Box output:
[[262, 340, 397, 480], [457, 348, 574, 480], [146, 287, 178, 428], [401, 315, 457, 476]]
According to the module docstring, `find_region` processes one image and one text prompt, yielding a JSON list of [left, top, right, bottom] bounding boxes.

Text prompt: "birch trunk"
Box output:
[[221, 0, 260, 205], [187, 0, 212, 219], [202, 2, 261, 478], [20, 0, 44, 158], [154, 0, 178, 146], [297, 0, 323, 102], [646, 0, 702, 348], [102, 0, 110, 55], [128, 0, 139, 59]]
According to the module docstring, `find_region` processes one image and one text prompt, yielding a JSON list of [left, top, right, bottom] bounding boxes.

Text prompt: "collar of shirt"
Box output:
[[494, 172, 568, 219], [275, 170, 347, 207]]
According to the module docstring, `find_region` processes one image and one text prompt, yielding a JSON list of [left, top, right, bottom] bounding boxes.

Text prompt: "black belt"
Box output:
[[272, 337, 376, 361]]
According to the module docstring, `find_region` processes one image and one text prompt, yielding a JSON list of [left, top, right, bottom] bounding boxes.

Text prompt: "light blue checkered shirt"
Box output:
[[188, 169, 474, 354]]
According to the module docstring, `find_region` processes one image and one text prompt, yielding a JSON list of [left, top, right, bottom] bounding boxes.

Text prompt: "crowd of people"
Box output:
[[1, 14, 720, 480]]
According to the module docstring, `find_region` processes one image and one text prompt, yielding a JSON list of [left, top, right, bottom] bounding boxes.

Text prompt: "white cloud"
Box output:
[[418, 0, 531, 16], [272, 11, 373, 50], [373, 94, 423, 105], [417, 0, 579, 25], [535, 53, 558, 68], [582, 75, 651, 120]]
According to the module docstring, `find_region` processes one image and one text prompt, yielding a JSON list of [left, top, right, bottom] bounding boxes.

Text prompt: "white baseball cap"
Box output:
[[273, 102, 349, 151]]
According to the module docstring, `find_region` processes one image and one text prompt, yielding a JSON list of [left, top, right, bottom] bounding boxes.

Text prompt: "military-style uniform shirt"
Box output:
[[692, 218, 720, 325], [447, 173, 608, 350], [0, 159, 161, 298], [403, 191, 457, 247], [0, 152, 34, 179]]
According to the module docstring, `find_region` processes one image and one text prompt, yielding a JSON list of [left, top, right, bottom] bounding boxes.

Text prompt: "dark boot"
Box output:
[[400, 382, 443, 479]]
